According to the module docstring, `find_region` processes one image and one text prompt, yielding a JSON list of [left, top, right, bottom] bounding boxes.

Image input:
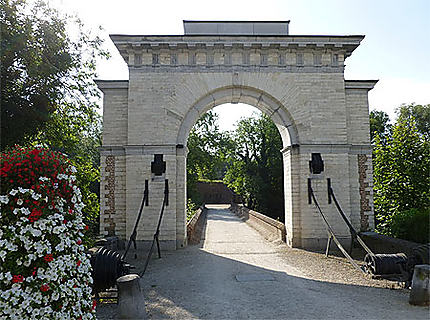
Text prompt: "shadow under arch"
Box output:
[[176, 86, 299, 148]]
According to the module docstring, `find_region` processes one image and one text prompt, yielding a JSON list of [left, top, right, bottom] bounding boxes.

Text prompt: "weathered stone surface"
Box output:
[[96, 22, 377, 250], [117, 274, 147, 319], [409, 265, 430, 306]]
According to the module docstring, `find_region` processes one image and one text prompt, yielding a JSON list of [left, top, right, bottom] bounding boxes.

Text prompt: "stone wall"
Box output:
[[99, 155, 126, 238], [96, 33, 376, 250], [186, 206, 207, 245], [230, 203, 286, 243], [195, 181, 236, 204]]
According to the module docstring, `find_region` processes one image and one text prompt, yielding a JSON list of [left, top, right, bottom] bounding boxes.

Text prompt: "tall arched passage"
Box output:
[[175, 86, 301, 248]]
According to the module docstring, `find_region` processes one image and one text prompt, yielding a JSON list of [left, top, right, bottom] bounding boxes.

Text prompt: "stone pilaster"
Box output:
[[358, 154, 373, 231]]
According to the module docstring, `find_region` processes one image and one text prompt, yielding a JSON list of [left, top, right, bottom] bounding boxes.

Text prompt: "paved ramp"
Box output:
[[99, 205, 428, 319]]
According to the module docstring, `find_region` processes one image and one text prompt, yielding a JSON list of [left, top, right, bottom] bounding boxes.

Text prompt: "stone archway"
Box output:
[[178, 86, 300, 246], [96, 21, 377, 250], [177, 86, 298, 147]]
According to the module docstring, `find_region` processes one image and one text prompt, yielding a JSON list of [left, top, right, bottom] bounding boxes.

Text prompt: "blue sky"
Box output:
[[52, 0, 430, 131]]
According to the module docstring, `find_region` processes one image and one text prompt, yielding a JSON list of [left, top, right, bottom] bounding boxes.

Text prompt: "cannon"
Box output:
[[364, 243, 430, 285], [89, 247, 131, 293]]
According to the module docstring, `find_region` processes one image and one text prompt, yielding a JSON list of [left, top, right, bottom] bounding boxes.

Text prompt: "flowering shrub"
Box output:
[[0, 147, 95, 319]]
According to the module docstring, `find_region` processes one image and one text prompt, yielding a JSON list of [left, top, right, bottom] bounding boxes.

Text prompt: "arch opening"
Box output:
[[177, 86, 299, 149], [181, 86, 299, 231]]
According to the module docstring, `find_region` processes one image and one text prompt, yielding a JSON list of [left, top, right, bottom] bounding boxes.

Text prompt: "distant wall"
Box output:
[[196, 181, 238, 204]]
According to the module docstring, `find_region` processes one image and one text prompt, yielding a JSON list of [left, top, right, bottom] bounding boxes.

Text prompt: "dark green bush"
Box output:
[[391, 208, 430, 243]]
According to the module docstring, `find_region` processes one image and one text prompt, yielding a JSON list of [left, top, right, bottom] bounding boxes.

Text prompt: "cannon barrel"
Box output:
[[89, 247, 130, 293], [364, 253, 408, 275]]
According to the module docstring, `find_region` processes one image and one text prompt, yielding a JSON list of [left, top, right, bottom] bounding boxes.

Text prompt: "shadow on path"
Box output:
[[97, 207, 428, 319]]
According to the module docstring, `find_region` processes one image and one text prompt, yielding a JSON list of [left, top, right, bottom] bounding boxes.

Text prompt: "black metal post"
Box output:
[[140, 179, 169, 276], [122, 180, 149, 261]]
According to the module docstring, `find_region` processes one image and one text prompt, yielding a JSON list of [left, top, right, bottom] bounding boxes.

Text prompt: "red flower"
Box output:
[[77, 240, 82, 245], [40, 284, 49, 292], [32, 267, 37, 276], [92, 300, 97, 310], [28, 208, 42, 223], [63, 220, 68, 224], [84, 225, 89, 231], [12, 275, 24, 283], [44, 254, 53, 262], [77, 260, 81, 267]]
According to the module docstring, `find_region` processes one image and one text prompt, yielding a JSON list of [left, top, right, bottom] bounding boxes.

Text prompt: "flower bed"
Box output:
[[0, 147, 95, 319]]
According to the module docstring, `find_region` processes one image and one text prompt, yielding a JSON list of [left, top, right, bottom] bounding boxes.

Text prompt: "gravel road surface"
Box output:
[[97, 205, 428, 319]]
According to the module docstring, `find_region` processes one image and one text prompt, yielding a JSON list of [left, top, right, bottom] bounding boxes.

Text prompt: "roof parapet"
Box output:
[[183, 20, 290, 36]]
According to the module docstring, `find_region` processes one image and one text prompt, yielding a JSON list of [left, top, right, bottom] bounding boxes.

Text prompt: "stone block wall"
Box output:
[[100, 155, 126, 238], [96, 34, 376, 250], [195, 181, 236, 204]]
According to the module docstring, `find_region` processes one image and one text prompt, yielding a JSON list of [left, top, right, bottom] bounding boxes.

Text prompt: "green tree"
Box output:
[[1, 0, 108, 232], [0, 0, 108, 149], [397, 103, 430, 139], [369, 110, 391, 142], [224, 114, 284, 221], [187, 111, 233, 204], [373, 115, 430, 236], [31, 106, 102, 231]]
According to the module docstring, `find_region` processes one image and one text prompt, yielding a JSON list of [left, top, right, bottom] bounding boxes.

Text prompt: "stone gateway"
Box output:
[[96, 21, 377, 250]]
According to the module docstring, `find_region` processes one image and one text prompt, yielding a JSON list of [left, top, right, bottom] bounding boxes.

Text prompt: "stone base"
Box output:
[[134, 240, 177, 252], [301, 236, 352, 252], [409, 265, 430, 306]]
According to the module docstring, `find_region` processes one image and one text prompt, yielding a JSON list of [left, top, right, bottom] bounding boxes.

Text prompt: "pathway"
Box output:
[[98, 205, 428, 319]]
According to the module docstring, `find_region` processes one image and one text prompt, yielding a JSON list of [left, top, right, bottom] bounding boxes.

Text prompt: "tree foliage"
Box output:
[[0, 0, 108, 149], [224, 114, 284, 221], [186, 111, 233, 204], [396, 103, 430, 139], [373, 105, 430, 239], [1, 0, 107, 232], [31, 110, 102, 231], [186, 111, 284, 221], [369, 110, 391, 142]]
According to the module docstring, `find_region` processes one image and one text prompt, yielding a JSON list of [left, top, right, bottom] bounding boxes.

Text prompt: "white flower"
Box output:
[[0, 195, 9, 204], [18, 187, 28, 193], [70, 166, 77, 173], [31, 193, 41, 201], [1, 169, 95, 320], [9, 190, 18, 196], [17, 199, 23, 206]]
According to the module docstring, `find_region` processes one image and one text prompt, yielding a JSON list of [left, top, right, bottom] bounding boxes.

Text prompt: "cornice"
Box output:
[[345, 80, 378, 91], [94, 80, 129, 92], [110, 35, 364, 54]]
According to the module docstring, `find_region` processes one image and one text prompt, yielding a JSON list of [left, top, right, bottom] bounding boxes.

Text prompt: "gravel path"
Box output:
[[97, 205, 428, 319]]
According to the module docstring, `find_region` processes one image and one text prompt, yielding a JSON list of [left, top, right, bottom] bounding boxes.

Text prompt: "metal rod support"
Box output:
[[140, 179, 169, 277], [123, 180, 149, 261]]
